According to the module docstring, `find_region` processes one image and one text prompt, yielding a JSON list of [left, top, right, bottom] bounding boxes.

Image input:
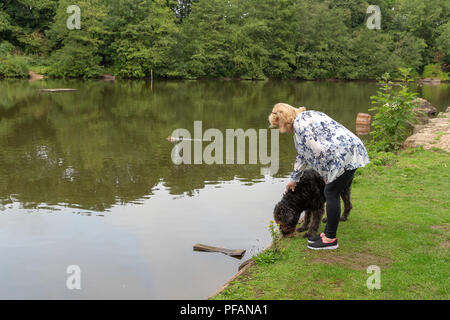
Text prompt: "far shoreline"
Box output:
[[3, 72, 450, 84]]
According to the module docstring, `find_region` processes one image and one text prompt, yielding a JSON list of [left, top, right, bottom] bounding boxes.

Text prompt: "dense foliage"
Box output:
[[0, 0, 449, 79]]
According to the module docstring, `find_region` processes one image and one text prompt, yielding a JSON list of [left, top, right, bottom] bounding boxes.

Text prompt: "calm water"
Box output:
[[0, 79, 449, 299]]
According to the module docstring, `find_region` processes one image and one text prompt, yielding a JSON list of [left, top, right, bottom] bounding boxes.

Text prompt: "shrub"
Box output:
[[422, 64, 449, 80], [368, 68, 418, 152], [0, 41, 15, 55], [0, 54, 29, 78], [46, 44, 103, 78]]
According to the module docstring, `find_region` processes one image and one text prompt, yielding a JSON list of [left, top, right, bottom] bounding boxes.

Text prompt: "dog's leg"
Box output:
[[323, 176, 354, 223], [318, 206, 325, 224], [340, 184, 353, 221], [297, 210, 310, 232], [304, 209, 322, 238], [322, 203, 329, 223]]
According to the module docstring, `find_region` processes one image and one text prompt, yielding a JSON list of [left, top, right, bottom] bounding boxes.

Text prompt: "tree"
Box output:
[[349, 29, 399, 79], [1, 0, 448, 79], [295, 0, 354, 79], [179, 0, 234, 78], [167, 0, 199, 22], [436, 22, 450, 66], [46, 0, 107, 78], [107, 0, 179, 78], [1, 0, 57, 54], [258, 0, 300, 79], [396, 0, 449, 65]]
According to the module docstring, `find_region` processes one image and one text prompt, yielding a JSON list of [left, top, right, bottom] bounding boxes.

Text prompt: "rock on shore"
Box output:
[[413, 98, 438, 124], [404, 106, 450, 151]]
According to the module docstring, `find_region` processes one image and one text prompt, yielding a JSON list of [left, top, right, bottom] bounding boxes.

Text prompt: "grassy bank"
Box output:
[[213, 148, 449, 300]]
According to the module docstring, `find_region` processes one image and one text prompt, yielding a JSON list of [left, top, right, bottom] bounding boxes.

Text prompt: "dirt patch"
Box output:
[[357, 218, 384, 230], [310, 251, 392, 270], [28, 71, 44, 82], [408, 285, 421, 292], [315, 278, 327, 285], [431, 223, 450, 249], [431, 223, 450, 233], [252, 286, 265, 299], [439, 241, 450, 249]]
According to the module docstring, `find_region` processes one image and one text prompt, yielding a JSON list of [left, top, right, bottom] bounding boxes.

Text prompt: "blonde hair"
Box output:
[[269, 103, 306, 132]]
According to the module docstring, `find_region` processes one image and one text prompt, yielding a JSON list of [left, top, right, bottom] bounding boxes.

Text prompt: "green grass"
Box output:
[[213, 148, 450, 300]]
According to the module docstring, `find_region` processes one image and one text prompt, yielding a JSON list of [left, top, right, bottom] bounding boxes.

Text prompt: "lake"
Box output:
[[0, 79, 448, 299]]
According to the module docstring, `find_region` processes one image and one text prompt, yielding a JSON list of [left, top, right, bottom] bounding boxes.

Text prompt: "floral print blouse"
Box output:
[[290, 110, 370, 184]]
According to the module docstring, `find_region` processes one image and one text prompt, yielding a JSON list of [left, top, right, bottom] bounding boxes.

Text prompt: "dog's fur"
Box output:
[[274, 169, 353, 237]]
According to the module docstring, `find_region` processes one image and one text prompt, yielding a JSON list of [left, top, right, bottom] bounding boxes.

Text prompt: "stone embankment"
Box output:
[[404, 99, 450, 152]]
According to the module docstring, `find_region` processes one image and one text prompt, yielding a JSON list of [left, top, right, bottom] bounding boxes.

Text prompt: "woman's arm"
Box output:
[[286, 155, 307, 193], [290, 154, 308, 182]]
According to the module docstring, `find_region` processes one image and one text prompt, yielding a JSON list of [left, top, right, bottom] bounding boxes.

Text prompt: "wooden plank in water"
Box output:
[[39, 88, 78, 93], [193, 243, 246, 258]]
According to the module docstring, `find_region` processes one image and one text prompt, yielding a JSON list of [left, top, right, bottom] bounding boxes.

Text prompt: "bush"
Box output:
[[0, 54, 29, 78], [46, 44, 103, 78], [0, 41, 15, 55], [422, 64, 449, 80], [369, 68, 418, 152]]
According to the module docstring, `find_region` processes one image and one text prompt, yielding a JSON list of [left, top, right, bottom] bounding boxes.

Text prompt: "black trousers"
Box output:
[[323, 169, 356, 239]]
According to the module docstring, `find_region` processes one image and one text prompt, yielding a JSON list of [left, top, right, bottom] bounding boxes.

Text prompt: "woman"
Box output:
[[268, 103, 370, 250]]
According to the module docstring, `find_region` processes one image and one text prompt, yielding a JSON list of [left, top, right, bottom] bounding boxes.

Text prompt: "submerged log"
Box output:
[[39, 88, 78, 93], [167, 135, 207, 142], [193, 243, 246, 258]]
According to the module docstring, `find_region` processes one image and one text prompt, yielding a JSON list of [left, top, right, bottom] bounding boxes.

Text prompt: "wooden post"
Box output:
[[356, 113, 371, 135]]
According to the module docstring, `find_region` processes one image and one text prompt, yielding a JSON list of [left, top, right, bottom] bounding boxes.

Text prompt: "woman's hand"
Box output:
[[286, 181, 296, 193]]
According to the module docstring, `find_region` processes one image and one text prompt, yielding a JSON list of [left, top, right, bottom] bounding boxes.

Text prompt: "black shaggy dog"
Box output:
[[274, 169, 353, 237]]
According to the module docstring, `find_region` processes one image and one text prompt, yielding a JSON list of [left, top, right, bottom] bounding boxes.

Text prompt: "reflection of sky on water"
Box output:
[[0, 179, 282, 299]]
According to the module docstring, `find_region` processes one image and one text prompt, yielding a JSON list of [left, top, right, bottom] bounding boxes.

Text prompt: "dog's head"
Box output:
[[268, 103, 306, 133], [273, 202, 300, 235]]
